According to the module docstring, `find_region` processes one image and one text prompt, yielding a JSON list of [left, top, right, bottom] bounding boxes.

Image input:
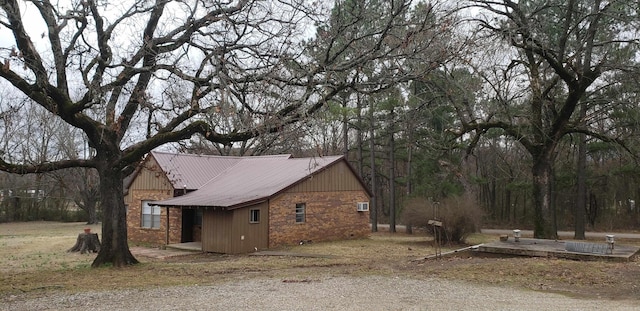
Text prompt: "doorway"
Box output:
[[181, 208, 202, 243], [181, 209, 194, 242]]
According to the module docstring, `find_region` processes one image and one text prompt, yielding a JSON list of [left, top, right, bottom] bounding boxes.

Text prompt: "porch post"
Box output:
[[166, 206, 170, 245]]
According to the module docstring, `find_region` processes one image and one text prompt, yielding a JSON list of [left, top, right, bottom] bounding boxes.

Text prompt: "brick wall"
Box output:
[[127, 189, 182, 246], [268, 190, 370, 247]]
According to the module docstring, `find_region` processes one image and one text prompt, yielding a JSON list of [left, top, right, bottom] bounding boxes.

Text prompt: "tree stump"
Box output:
[[68, 232, 101, 254]]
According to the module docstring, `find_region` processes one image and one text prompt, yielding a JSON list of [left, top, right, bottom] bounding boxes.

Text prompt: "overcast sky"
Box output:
[[0, 2, 46, 47]]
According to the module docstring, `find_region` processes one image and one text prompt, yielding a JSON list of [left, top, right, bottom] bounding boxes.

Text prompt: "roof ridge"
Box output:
[[152, 150, 292, 160]]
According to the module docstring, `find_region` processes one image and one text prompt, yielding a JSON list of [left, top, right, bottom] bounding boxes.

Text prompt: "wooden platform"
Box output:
[[478, 238, 640, 262]]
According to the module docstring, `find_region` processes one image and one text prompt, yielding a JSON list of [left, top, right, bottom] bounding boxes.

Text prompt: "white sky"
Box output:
[[0, 2, 47, 48]]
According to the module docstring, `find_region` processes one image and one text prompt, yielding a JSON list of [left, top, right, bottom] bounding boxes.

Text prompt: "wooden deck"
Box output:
[[477, 238, 640, 262]]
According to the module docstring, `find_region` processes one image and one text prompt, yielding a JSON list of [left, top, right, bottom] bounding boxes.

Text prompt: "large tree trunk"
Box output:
[[356, 94, 364, 177], [86, 199, 98, 225], [80, 185, 99, 225], [575, 112, 587, 239], [388, 107, 396, 233], [92, 157, 138, 267], [369, 102, 378, 233], [531, 155, 558, 239], [405, 135, 413, 235]]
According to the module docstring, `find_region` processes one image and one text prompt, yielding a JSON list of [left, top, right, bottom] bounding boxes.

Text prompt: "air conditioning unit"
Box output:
[[357, 202, 369, 212]]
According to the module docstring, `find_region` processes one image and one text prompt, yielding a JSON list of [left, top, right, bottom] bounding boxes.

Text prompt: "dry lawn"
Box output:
[[1, 221, 639, 301]]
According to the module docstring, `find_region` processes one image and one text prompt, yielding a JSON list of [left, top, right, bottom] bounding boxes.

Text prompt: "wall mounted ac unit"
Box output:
[[357, 202, 369, 212]]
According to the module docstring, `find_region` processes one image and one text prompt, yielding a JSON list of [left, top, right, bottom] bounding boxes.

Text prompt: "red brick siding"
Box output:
[[268, 190, 370, 247], [127, 189, 182, 246]]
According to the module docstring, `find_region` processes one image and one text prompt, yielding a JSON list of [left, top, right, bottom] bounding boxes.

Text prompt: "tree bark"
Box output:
[[86, 199, 98, 225], [79, 185, 100, 225], [405, 135, 413, 235], [83, 168, 100, 225], [532, 155, 557, 239], [388, 107, 396, 233], [369, 101, 378, 232], [575, 110, 587, 239], [356, 93, 364, 177], [68, 232, 101, 254], [91, 156, 138, 267]]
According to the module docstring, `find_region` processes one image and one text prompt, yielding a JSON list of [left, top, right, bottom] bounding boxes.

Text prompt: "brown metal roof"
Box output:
[[151, 151, 290, 190], [151, 154, 344, 208]]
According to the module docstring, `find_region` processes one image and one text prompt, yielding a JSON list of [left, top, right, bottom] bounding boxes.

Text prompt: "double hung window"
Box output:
[[141, 200, 161, 229], [295, 203, 306, 223]]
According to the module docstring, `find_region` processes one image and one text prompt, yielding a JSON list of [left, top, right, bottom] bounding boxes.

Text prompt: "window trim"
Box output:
[[295, 203, 306, 223], [249, 208, 260, 223]]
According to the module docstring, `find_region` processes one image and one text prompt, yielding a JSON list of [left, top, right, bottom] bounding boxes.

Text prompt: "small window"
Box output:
[[141, 200, 161, 229], [295, 203, 306, 223], [250, 209, 260, 223]]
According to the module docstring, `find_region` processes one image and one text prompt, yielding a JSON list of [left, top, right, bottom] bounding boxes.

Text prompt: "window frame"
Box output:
[[141, 200, 161, 229], [295, 203, 306, 223], [249, 208, 260, 223]]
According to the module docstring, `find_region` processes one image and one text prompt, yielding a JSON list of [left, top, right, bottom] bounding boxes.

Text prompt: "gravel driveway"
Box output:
[[3, 275, 637, 311]]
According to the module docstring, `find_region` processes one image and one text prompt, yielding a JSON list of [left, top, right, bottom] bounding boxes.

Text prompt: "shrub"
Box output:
[[400, 194, 484, 245]]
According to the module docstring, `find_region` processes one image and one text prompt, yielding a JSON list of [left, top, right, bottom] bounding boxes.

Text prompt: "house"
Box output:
[[125, 151, 371, 253]]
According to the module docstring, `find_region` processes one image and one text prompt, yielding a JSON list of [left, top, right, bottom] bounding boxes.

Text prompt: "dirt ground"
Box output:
[[1, 221, 639, 301]]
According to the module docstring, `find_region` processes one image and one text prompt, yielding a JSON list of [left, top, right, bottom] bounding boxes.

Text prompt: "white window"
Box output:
[[141, 201, 161, 229], [295, 203, 306, 223]]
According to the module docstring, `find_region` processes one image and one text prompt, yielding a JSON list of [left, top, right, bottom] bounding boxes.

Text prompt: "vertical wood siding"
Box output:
[[129, 157, 174, 193], [231, 201, 269, 253], [202, 208, 233, 253], [201, 202, 269, 254], [286, 161, 363, 192]]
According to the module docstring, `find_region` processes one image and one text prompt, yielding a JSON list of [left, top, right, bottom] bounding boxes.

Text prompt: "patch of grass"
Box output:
[[0, 222, 100, 273], [464, 233, 495, 245], [1, 222, 639, 301]]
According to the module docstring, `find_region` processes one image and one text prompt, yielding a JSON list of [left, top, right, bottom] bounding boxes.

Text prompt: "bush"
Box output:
[[400, 194, 484, 245]]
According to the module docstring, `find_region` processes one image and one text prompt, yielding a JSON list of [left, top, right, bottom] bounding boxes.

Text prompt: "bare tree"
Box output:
[[0, 0, 445, 266], [459, 0, 640, 238]]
